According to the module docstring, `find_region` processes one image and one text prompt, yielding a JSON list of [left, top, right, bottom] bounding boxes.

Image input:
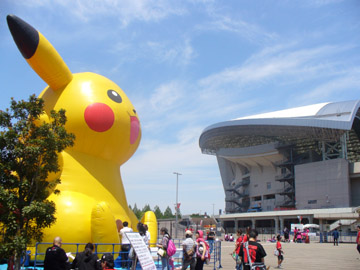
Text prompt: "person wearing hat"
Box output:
[[181, 230, 196, 270], [100, 254, 115, 270]]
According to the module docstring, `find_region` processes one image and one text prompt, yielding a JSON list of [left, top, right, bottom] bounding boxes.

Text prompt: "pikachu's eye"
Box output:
[[107, 89, 122, 103]]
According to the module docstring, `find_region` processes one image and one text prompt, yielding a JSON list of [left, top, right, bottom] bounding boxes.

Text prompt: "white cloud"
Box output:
[[176, 126, 204, 145], [293, 68, 360, 105], [11, 0, 186, 26], [201, 15, 277, 44], [149, 81, 184, 113], [121, 135, 223, 214], [198, 44, 354, 91], [146, 39, 196, 66]]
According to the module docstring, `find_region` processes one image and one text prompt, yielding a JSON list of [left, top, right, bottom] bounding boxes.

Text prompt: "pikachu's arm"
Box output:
[[141, 211, 158, 247]]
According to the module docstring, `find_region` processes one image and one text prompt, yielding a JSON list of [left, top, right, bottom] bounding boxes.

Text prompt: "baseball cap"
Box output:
[[101, 253, 114, 268], [185, 230, 193, 236]]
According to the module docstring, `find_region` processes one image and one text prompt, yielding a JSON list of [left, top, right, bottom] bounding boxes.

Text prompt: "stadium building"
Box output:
[[199, 100, 360, 233]]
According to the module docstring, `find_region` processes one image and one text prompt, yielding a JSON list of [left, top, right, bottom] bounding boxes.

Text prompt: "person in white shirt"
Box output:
[[120, 221, 133, 268], [144, 224, 151, 246]]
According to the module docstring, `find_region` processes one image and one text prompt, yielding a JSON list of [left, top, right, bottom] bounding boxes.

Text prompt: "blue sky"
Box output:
[[1, 0, 360, 216]]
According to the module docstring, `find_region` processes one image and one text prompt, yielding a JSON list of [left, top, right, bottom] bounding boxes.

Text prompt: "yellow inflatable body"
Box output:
[[7, 15, 157, 252]]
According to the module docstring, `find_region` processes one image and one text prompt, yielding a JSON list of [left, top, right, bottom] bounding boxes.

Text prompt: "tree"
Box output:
[[163, 206, 175, 219], [153, 205, 163, 219], [0, 95, 75, 269], [142, 204, 151, 213], [132, 203, 143, 220]]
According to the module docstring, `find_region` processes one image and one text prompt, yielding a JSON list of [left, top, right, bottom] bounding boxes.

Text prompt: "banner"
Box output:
[[126, 232, 156, 270]]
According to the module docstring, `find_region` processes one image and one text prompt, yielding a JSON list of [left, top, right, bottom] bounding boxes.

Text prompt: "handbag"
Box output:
[[157, 248, 165, 257], [184, 244, 196, 260], [231, 252, 241, 264], [274, 249, 279, 256], [129, 247, 135, 259], [245, 242, 267, 270]]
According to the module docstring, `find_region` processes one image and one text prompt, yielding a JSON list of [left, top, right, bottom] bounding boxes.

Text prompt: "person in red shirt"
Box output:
[[233, 229, 243, 270], [356, 225, 360, 259], [275, 235, 284, 269], [242, 226, 251, 243]]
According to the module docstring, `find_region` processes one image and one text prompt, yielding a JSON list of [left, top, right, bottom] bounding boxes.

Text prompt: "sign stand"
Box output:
[[126, 232, 156, 270]]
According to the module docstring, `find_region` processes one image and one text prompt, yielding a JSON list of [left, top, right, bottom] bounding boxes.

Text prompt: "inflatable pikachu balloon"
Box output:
[[7, 15, 157, 251]]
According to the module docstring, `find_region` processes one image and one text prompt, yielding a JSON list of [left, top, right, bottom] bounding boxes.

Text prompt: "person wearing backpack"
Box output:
[[195, 230, 209, 270], [157, 227, 172, 270], [239, 229, 268, 270], [182, 230, 196, 270]]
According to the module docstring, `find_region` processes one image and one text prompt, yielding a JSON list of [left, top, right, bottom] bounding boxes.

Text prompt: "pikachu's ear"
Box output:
[[7, 14, 73, 91]]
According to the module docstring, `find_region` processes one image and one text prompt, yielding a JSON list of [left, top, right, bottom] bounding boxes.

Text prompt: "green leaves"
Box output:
[[129, 204, 180, 220], [0, 95, 75, 266]]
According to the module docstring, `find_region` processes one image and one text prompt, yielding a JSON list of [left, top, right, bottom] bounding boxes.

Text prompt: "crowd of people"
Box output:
[[43, 221, 152, 270], [230, 224, 360, 269], [43, 237, 115, 270], [292, 227, 310, 243], [42, 224, 213, 270], [40, 224, 360, 270]]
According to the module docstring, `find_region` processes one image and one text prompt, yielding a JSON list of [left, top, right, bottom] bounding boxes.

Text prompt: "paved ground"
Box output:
[[205, 241, 360, 270]]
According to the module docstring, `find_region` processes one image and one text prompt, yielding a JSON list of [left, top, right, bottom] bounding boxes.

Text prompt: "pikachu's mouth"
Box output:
[[130, 116, 140, 144]]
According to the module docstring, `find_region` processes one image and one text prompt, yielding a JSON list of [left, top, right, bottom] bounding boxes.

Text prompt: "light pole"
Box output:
[[173, 172, 181, 239]]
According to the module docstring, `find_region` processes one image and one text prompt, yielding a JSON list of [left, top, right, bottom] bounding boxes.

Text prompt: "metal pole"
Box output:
[[173, 172, 181, 239]]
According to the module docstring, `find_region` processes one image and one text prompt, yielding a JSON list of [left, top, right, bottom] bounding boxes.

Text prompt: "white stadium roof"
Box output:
[[199, 100, 360, 152]]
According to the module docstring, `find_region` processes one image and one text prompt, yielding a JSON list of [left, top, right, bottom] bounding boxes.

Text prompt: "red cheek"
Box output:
[[84, 103, 114, 132]]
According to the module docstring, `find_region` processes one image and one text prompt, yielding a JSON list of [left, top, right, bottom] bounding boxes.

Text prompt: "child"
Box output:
[[296, 231, 302, 243], [276, 235, 284, 269], [233, 229, 243, 270]]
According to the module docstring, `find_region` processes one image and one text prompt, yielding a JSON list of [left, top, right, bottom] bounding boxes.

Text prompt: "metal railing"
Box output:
[[34, 242, 124, 268], [31, 239, 222, 269]]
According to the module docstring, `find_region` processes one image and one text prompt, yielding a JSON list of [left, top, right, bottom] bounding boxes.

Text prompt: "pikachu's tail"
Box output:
[[7, 14, 73, 90]]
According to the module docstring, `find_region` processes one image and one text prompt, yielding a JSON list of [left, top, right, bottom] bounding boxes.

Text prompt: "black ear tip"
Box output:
[[6, 14, 18, 28], [7, 14, 16, 20], [6, 14, 22, 29], [7, 14, 39, 59]]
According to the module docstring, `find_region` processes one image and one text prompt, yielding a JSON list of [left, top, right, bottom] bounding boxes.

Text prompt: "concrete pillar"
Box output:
[[235, 218, 238, 232], [251, 218, 255, 229], [279, 217, 284, 234], [308, 215, 313, 224], [274, 217, 279, 235], [319, 219, 323, 232], [319, 219, 323, 243]]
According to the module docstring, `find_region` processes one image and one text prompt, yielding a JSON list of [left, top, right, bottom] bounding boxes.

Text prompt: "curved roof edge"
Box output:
[[200, 99, 360, 148], [202, 99, 360, 134]]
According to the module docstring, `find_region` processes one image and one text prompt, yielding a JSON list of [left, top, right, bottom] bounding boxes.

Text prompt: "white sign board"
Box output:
[[126, 232, 156, 270]]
